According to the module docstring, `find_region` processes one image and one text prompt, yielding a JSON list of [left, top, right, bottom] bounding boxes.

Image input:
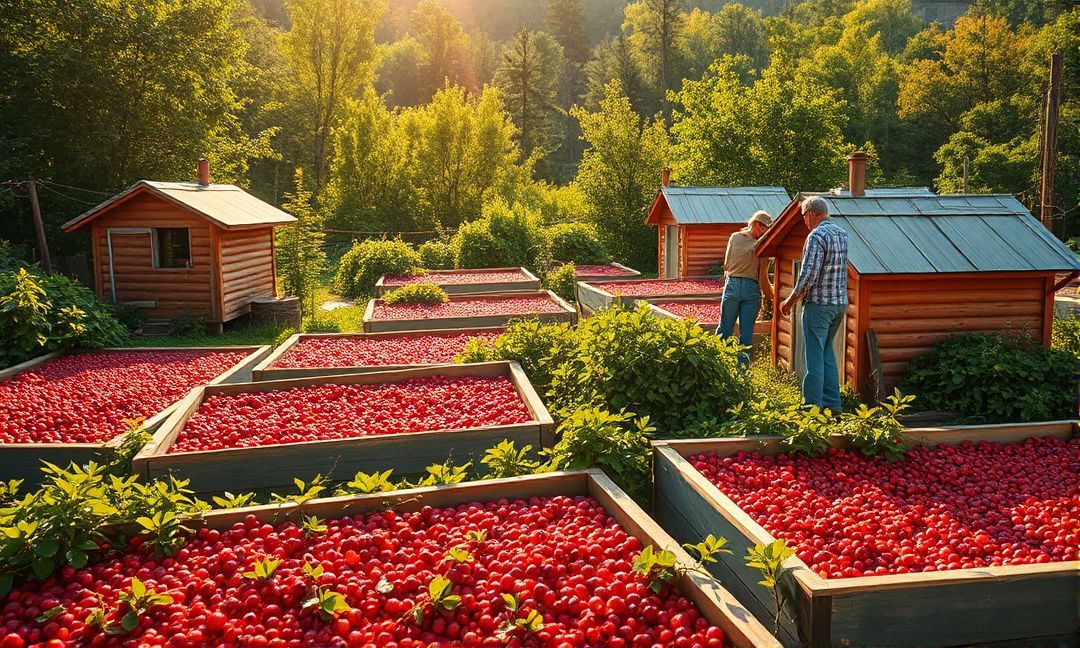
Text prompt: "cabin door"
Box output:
[[664, 225, 680, 278], [790, 260, 845, 391], [105, 228, 153, 304]]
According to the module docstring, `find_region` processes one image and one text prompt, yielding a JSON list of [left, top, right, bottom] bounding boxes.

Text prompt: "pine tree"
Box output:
[[277, 168, 326, 319], [495, 29, 565, 163]]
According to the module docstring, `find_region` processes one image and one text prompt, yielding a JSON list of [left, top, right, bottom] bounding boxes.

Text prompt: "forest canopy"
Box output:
[[0, 0, 1076, 269]]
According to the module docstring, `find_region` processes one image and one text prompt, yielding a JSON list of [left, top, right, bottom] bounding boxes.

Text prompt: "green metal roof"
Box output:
[[814, 194, 1079, 274], [661, 186, 791, 224]]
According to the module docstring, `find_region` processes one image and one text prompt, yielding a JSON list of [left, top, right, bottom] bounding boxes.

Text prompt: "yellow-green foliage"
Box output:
[[382, 283, 449, 305]]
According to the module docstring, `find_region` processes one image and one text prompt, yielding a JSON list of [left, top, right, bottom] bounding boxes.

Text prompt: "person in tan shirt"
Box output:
[[718, 210, 774, 366]]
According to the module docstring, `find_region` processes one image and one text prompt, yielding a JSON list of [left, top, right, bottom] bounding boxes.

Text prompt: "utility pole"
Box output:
[[26, 178, 53, 274], [962, 155, 969, 194], [1039, 53, 1063, 236]]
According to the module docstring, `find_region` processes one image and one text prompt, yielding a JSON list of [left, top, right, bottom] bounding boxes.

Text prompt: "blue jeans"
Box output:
[[801, 302, 845, 411], [717, 277, 761, 366]]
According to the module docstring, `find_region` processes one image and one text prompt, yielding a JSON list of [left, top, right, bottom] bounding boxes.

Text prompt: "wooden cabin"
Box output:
[[62, 160, 296, 330], [644, 173, 790, 278], [756, 187, 1080, 398]]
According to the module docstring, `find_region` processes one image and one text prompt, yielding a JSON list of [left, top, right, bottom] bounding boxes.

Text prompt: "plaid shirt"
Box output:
[[794, 219, 849, 305]]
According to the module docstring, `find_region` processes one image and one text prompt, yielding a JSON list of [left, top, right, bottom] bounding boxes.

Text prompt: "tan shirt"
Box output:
[[723, 229, 760, 281]]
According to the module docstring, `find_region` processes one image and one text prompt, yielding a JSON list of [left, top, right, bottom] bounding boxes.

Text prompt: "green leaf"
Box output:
[[120, 610, 139, 632], [501, 593, 519, 611], [31, 557, 55, 581], [36, 604, 64, 623], [35, 538, 59, 558], [65, 548, 88, 568]]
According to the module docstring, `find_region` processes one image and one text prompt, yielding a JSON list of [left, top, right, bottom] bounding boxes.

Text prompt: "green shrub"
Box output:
[[544, 406, 654, 500], [170, 312, 205, 338], [550, 304, 751, 434], [1052, 315, 1080, 360], [418, 240, 455, 269], [456, 319, 577, 396], [0, 266, 128, 369], [544, 263, 577, 304], [111, 303, 148, 332], [545, 223, 608, 264], [899, 333, 1076, 423], [452, 220, 502, 269], [382, 283, 449, 305], [838, 390, 914, 462], [333, 238, 420, 298]]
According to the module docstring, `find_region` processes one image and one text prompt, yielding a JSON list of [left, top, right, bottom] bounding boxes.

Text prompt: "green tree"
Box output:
[[323, 89, 417, 232], [545, 0, 590, 65], [623, 0, 688, 119], [583, 35, 652, 114], [711, 4, 769, 75], [572, 80, 669, 268], [282, 0, 384, 192], [841, 0, 923, 54], [402, 85, 526, 228], [276, 169, 326, 318], [0, 0, 265, 245], [376, 37, 426, 107], [411, 0, 472, 100], [495, 30, 565, 164], [671, 56, 849, 192]]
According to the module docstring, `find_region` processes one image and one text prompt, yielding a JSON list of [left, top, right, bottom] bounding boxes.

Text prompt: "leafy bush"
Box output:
[[723, 400, 833, 456], [111, 303, 148, 332], [899, 333, 1075, 423], [418, 240, 455, 269], [543, 406, 654, 500], [550, 304, 751, 434], [544, 263, 577, 303], [452, 201, 548, 271], [382, 283, 449, 305], [839, 390, 914, 462], [170, 312, 206, 338], [452, 219, 502, 269], [1052, 315, 1080, 360], [747, 356, 802, 409], [456, 319, 577, 396], [0, 266, 128, 368], [333, 238, 420, 298], [545, 223, 608, 264]]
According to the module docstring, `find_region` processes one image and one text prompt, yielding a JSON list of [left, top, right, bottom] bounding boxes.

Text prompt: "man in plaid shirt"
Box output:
[[780, 196, 849, 412]]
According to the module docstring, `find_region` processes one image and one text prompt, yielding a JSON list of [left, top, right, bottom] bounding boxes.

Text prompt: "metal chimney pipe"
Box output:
[[848, 151, 867, 197]]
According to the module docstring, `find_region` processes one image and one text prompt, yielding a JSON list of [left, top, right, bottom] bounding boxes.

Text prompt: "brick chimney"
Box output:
[[847, 151, 866, 197], [197, 157, 210, 186], [661, 167, 671, 186]]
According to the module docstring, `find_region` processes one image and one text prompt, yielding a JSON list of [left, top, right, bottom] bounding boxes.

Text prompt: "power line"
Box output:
[[39, 180, 112, 196], [35, 182, 100, 206]]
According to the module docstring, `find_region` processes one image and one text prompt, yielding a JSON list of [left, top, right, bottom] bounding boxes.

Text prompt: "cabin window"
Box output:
[[153, 228, 191, 268]]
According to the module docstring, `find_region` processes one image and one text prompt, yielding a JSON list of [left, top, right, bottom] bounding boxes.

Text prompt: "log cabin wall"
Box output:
[[862, 273, 1054, 391], [656, 207, 679, 278], [90, 193, 213, 320], [681, 224, 740, 278], [220, 228, 276, 322]]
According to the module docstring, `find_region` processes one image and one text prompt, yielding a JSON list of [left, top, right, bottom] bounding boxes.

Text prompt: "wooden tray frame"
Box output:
[[550, 261, 642, 281], [652, 420, 1080, 647], [132, 361, 555, 493], [648, 298, 771, 336], [250, 327, 507, 381], [375, 267, 540, 296], [362, 290, 576, 333], [0, 345, 271, 484], [191, 469, 779, 648], [576, 276, 726, 315]]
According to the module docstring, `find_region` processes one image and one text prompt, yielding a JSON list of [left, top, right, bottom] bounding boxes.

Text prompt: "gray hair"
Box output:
[[801, 196, 829, 217]]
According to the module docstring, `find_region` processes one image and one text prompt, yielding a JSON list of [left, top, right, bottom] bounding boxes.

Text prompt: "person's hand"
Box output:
[[779, 295, 794, 317]]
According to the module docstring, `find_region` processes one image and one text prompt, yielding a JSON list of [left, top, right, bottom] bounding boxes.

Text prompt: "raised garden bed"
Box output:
[[0, 346, 270, 484], [551, 261, 641, 281], [652, 420, 1079, 647], [0, 470, 778, 647], [648, 298, 771, 338], [577, 277, 725, 315], [363, 290, 575, 333], [375, 267, 540, 296], [251, 327, 505, 381], [132, 361, 554, 492]]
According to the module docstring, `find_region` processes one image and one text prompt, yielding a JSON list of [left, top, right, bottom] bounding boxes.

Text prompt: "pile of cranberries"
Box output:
[[383, 271, 530, 286], [273, 331, 503, 370], [0, 497, 728, 647], [0, 351, 247, 444], [371, 296, 565, 321], [691, 437, 1079, 579], [169, 376, 533, 453], [591, 279, 724, 297], [651, 300, 721, 326]]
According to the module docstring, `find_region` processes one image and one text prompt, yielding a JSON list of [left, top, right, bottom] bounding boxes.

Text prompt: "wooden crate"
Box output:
[[648, 298, 771, 340], [251, 327, 506, 381], [132, 361, 555, 493], [551, 261, 642, 281], [375, 267, 540, 296], [652, 421, 1079, 647], [576, 276, 725, 315], [0, 346, 271, 484], [363, 290, 576, 333], [193, 469, 779, 648]]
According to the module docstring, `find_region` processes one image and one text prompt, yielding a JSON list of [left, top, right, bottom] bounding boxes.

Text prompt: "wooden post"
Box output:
[[962, 156, 969, 194], [1039, 53, 1062, 235], [26, 179, 52, 274]]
